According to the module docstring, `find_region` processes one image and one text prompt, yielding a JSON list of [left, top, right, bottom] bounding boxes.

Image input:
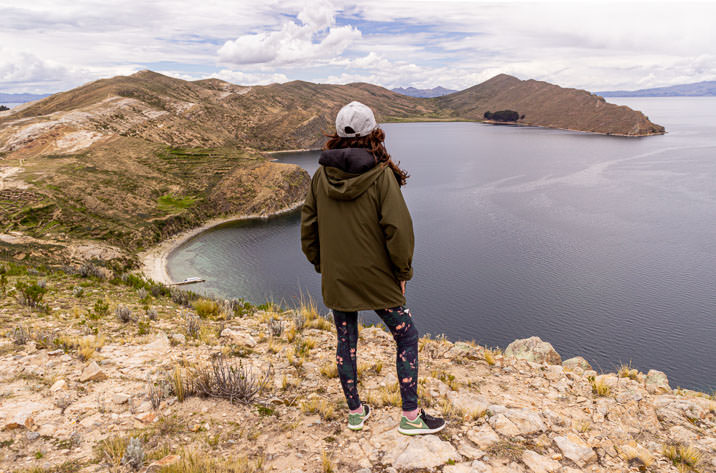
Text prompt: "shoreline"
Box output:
[[264, 148, 319, 154], [139, 200, 303, 285]]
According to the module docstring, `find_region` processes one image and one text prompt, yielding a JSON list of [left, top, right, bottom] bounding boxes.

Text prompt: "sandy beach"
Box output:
[[139, 201, 303, 285]]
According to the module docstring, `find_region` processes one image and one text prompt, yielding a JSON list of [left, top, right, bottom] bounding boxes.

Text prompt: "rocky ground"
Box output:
[[0, 263, 714, 473]]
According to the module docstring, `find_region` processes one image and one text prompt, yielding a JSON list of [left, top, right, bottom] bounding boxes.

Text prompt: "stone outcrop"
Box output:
[[646, 369, 671, 394], [562, 356, 592, 371], [504, 336, 562, 365], [0, 270, 713, 473]]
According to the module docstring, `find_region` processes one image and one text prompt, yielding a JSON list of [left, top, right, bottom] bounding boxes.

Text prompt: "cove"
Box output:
[[168, 97, 716, 393]]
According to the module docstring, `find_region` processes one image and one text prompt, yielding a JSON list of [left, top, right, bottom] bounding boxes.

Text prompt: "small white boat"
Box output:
[[173, 277, 205, 286]]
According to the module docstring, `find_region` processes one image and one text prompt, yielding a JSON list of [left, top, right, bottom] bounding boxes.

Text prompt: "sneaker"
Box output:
[[398, 409, 446, 435], [348, 404, 371, 431]]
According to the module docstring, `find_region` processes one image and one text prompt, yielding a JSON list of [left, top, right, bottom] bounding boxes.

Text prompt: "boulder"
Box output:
[[220, 328, 257, 347], [112, 393, 130, 404], [645, 369, 670, 393], [562, 356, 592, 371], [554, 434, 597, 467], [384, 435, 461, 469], [171, 333, 186, 344], [503, 408, 546, 435], [504, 337, 561, 365], [489, 413, 520, 437], [446, 391, 490, 417], [79, 361, 107, 382], [522, 450, 560, 473], [467, 424, 500, 449], [457, 441, 485, 460]]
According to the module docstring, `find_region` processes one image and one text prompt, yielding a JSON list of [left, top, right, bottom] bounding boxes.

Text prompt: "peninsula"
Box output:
[[0, 71, 713, 473], [0, 70, 664, 270]]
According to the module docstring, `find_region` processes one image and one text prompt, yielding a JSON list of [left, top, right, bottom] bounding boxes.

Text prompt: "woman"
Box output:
[[301, 101, 445, 435]]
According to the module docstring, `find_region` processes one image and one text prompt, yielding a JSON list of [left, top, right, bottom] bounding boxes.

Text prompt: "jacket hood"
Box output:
[[317, 150, 387, 201], [319, 148, 377, 174]]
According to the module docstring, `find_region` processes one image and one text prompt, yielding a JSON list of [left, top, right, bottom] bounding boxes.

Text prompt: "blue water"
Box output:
[[168, 98, 716, 393]]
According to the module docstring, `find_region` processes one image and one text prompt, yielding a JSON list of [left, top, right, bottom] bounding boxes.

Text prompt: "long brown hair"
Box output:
[[323, 127, 409, 186]]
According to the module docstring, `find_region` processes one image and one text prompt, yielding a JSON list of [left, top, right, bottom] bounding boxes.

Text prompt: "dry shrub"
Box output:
[[189, 356, 271, 405], [194, 299, 220, 318]]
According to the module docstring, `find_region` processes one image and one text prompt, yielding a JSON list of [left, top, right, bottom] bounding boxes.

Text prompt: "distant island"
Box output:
[[391, 86, 458, 98], [598, 80, 716, 97], [484, 110, 523, 122]]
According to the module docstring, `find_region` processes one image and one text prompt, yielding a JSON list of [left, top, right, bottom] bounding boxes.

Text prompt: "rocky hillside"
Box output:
[[0, 71, 442, 153], [0, 71, 664, 158], [0, 264, 714, 473], [0, 70, 665, 270], [436, 74, 665, 136]]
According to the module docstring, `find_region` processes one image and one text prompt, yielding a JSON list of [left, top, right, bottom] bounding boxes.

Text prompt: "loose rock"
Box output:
[[562, 356, 592, 371], [522, 450, 560, 473], [220, 328, 257, 347], [504, 336, 561, 365], [645, 369, 670, 393], [554, 433, 597, 467], [79, 361, 107, 382]]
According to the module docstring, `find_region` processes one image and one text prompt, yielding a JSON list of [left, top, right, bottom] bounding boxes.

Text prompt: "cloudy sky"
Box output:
[[2, 0, 715, 94]]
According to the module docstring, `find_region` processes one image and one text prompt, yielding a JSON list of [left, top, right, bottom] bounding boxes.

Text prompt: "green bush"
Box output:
[[93, 299, 110, 318], [15, 280, 48, 309], [122, 273, 149, 290]]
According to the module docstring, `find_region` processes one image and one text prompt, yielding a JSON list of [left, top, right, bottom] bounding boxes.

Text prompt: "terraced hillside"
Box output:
[[0, 70, 664, 268]]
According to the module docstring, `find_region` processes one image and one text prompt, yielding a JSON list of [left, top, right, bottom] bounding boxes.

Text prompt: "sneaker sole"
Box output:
[[347, 407, 371, 431], [397, 422, 446, 436]]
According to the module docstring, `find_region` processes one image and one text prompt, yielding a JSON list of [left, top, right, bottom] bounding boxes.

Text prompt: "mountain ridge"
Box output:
[[598, 80, 716, 97], [391, 86, 458, 98], [0, 70, 664, 267]]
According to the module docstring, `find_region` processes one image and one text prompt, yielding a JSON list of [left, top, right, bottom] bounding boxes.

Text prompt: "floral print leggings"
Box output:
[[332, 306, 419, 411]]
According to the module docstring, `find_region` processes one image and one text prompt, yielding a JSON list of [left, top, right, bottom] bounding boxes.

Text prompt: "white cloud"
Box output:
[[218, 0, 360, 66], [1, 1, 716, 94], [212, 69, 289, 85], [0, 46, 139, 93]]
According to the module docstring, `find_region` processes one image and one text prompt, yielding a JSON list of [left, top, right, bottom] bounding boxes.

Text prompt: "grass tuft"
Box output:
[[300, 397, 338, 420], [319, 362, 338, 379], [662, 444, 702, 472], [194, 299, 220, 318], [590, 376, 611, 397]]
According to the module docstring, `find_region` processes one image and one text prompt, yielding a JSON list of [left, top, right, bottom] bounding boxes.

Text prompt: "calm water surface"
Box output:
[[169, 98, 716, 392]]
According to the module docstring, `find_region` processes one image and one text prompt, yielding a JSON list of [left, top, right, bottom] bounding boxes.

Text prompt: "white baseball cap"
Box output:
[[335, 101, 377, 138]]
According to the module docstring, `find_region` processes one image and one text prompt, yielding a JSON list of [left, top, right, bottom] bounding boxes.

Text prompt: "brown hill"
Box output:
[[0, 71, 664, 267], [437, 74, 665, 136], [3, 70, 446, 152], [1, 71, 663, 158]]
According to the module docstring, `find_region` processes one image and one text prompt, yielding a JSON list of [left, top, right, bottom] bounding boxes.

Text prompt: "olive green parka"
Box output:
[[300, 148, 414, 311]]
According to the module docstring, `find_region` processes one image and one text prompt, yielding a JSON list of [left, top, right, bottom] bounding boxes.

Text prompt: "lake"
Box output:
[[168, 97, 716, 393]]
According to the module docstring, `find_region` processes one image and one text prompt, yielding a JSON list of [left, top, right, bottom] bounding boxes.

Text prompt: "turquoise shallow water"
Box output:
[[169, 97, 716, 393]]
